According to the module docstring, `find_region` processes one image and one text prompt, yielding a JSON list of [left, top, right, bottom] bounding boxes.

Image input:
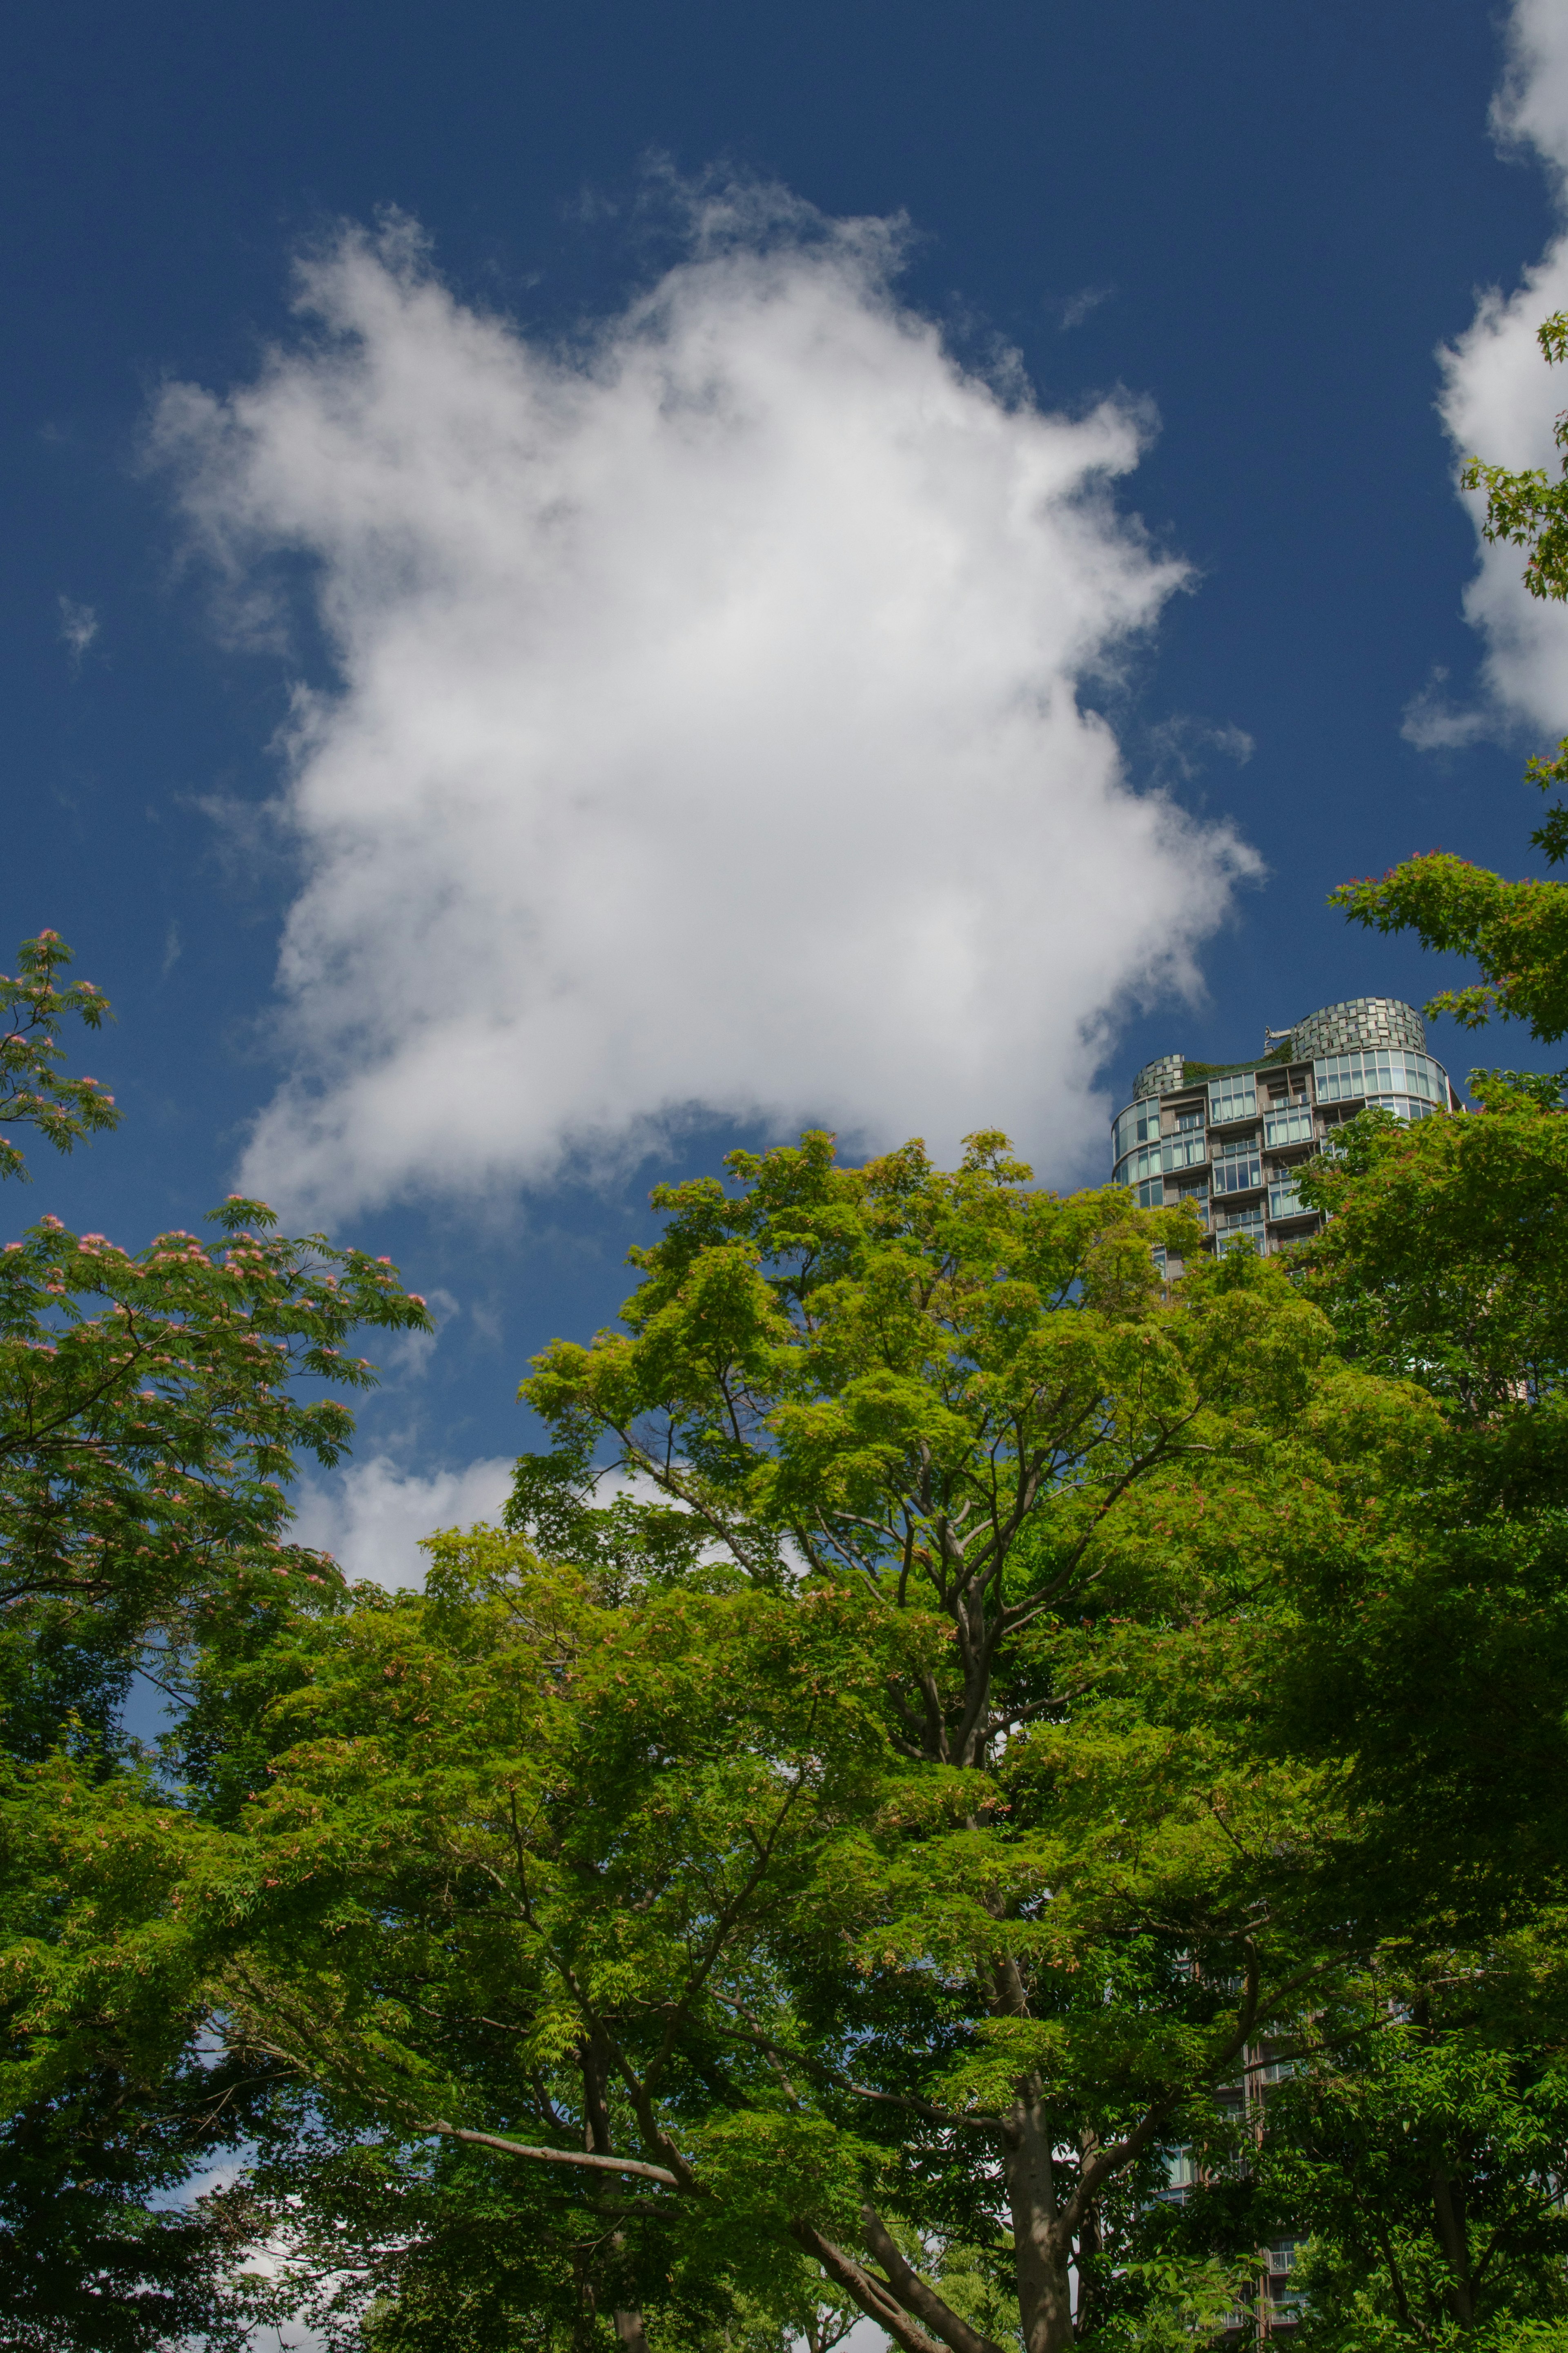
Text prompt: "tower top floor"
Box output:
[[1112, 997, 1456, 1262]]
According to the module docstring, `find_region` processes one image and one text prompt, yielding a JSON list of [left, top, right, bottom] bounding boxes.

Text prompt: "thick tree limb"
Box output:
[[861, 2206, 1010, 2353], [788, 2220, 946, 2353]]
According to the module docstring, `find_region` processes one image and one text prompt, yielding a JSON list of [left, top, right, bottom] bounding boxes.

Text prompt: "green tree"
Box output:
[[1285, 1092, 1568, 1923], [1265, 1992, 1568, 2349], [0, 928, 433, 2349], [65, 1133, 1437, 2353], [0, 1197, 432, 1750]]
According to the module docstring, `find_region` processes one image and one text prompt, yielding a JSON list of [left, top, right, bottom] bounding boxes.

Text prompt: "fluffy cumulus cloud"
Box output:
[[290, 1452, 515, 1589], [1424, 1, 1568, 741], [154, 190, 1257, 1217]]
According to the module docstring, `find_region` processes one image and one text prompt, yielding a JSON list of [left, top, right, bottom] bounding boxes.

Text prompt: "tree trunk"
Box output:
[[1430, 2166, 1475, 2328], [1002, 2075, 1076, 2353], [581, 2034, 653, 2353], [1072, 2157, 1101, 2343]]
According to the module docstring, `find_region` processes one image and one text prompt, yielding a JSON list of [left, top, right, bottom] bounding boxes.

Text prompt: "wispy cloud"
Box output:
[[57, 594, 97, 661], [153, 188, 1257, 1219], [1056, 283, 1114, 330], [1399, 666, 1494, 751], [1145, 714, 1255, 785]]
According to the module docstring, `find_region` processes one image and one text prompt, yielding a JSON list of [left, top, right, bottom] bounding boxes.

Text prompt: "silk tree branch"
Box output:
[[705, 2007, 1001, 2135], [430, 2122, 685, 2187]]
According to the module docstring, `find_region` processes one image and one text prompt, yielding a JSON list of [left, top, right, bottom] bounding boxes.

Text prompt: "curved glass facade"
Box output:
[[1313, 1048, 1447, 1106], [1112, 1132, 1209, 1189], [1111, 1102, 1162, 1163]]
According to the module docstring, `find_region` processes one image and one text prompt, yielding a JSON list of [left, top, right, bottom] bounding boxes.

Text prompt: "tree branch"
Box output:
[[788, 2220, 946, 2353], [861, 2206, 1010, 2353], [430, 2121, 684, 2188]]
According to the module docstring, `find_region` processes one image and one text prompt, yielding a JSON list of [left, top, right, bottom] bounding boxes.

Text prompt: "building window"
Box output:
[[1136, 1178, 1163, 1207], [1263, 1106, 1314, 1148], [1208, 1077, 1258, 1124], [1313, 1048, 1447, 1106], [1118, 1133, 1212, 1187], [1111, 1104, 1162, 1161], [1213, 1142, 1262, 1194], [1268, 1181, 1306, 1220]]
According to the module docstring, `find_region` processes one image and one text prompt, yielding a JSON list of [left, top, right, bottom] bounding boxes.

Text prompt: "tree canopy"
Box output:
[[5, 877, 1568, 2352]]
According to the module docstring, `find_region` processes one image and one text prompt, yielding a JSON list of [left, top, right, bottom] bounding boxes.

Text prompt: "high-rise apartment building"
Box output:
[[1110, 996, 1458, 1264]]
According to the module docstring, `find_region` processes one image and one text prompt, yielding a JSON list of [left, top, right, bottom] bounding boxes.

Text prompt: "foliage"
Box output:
[[0, 926, 435, 2348], [0, 2061, 280, 2353], [0, 1198, 432, 1751], [1296, 1092, 1568, 1436], [1330, 852, 1568, 1042], [1282, 1094, 1568, 1923], [1267, 1996, 1568, 2347], [7, 907, 1568, 2343], [33, 1133, 1451, 2353], [1460, 311, 1568, 608], [0, 930, 119, 1185]]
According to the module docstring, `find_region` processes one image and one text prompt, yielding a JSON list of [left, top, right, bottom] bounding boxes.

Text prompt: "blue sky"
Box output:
[[6, 0, 1568, 1575]]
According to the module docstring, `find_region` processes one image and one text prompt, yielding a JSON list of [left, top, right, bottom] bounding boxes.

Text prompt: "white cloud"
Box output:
[[1424, 2, 1568, 743], [154, 189, 1258, 1218], [290, 1452, 514, 1588]]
